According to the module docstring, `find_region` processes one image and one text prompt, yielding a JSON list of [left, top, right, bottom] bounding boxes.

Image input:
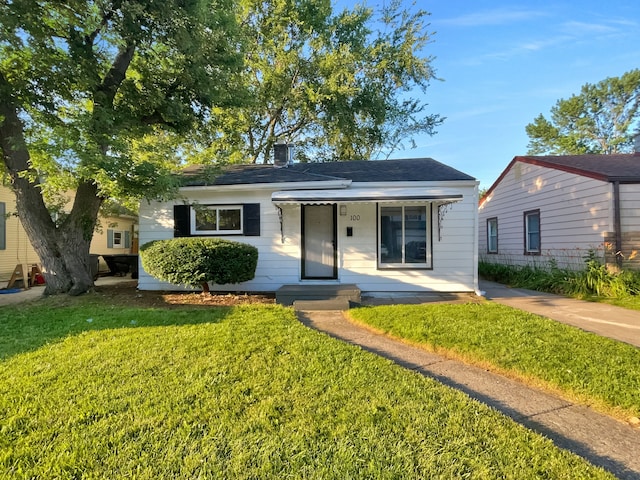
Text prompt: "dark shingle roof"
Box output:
[[183, 158, 475, 186], [182, 164, 343, 185], [517, 154, 640, 182]]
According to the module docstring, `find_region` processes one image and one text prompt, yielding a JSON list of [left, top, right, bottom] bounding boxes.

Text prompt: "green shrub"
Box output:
[[140, 238, 258, 292], [480, 253, 640, 300]]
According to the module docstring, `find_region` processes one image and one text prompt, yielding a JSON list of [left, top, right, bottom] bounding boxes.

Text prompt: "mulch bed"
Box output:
[[94, 280, 276, 308]]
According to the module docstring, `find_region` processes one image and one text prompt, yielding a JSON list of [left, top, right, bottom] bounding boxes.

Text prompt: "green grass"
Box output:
[[583, 294, 640, 311], [349, 303, 640, 420], [0, 301, 613, 479]]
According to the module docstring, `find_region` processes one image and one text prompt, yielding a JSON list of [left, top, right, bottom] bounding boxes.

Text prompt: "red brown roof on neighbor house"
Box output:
[[516, 154, 640, 182], [480, 153, 640, 206]]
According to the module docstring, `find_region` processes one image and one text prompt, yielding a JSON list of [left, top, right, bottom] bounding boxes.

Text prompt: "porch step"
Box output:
[[276, 284, 361, 307], [293, 298, 352, 311]]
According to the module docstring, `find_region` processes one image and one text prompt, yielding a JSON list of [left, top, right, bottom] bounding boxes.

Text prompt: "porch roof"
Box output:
[[271, 188, 463, 204]]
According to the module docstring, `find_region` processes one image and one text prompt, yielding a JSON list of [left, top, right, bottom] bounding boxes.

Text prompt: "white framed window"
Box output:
[[113, 231, 123, 248], [524, 210, 540, 255], [191, 205, 243, 235], [107, 229, 130, 249], [487, 217, 498, 253], [378, 204, 431, 268]]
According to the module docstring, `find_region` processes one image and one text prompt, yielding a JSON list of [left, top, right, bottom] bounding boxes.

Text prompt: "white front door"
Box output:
[[302, 204, 336, 279]]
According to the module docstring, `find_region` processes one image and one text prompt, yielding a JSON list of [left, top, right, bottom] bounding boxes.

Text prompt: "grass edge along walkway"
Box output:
[[0, 303, 614, 479], [347, 302, 640, 425]]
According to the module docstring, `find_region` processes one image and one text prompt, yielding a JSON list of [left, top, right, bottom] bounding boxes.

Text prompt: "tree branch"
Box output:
[[95, 42, 136, 109]]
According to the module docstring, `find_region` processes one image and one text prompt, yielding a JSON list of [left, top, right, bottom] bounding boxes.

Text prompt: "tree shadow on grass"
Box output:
[[0, 294, 280, 360]]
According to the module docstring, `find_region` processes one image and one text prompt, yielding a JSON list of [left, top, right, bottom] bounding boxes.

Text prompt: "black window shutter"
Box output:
[[243, 203, 260, 236], [174, 205, 191, 237]]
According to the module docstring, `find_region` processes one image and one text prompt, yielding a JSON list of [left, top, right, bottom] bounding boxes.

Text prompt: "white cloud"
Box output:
[[560, 20, 617, 34], [440, 8, 547, 27]]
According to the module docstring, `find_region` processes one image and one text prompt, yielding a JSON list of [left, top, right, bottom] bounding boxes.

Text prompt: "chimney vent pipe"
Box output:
[[274, 143, 293, 167]]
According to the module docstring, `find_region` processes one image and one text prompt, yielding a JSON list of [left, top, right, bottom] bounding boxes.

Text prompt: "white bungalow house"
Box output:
[[138, 153, 480, 299], [478, 146, 640, 271]]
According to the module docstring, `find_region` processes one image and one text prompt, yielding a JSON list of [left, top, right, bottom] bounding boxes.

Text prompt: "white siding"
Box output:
[[138, 189, 298, 292], [338, 190, 478, 292], [479, 161, 611, 269], [139, 182, 479, 293]]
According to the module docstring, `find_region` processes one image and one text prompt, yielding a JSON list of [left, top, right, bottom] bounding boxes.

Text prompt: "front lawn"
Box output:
[[349, 303, 640, 421], [0, 302, 612, 479]]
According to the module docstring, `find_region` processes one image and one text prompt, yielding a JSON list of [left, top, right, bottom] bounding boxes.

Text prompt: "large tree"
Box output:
[[0, 0, 244, 295], [525, 69, 640, 155], [201, 0, 442, 164]]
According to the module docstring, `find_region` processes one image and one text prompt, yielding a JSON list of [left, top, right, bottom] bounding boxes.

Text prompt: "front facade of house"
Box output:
[[478, 154, 640, 270], [138, 158, 480, 294]]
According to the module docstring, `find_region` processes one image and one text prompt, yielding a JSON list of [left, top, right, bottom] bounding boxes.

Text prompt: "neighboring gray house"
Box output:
[[138, 156, 480, 296], [479, 149, 640, 271]]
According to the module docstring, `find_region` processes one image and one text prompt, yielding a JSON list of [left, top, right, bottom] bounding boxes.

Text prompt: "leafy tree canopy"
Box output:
[[525, 69, 640, 155], [1, 0, 245, 200], [196, 0, 443, 164], [0, 0, 245, 294]]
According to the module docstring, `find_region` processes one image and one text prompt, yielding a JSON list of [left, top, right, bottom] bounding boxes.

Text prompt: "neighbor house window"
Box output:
[[487, 217, 498, 253], [191, 205, 243, 235], [107, 229, 130, 249], [378, 204, 431, 268], [524, 210, 540, 254]]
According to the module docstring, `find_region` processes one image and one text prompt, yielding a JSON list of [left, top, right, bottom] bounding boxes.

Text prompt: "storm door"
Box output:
[[301, 204, 337, 279]]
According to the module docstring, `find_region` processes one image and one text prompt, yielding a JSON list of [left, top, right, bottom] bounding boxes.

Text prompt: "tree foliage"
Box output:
[[0, 0, 245, 295], [201, 0, 443, 163], [525, 69, 640, 155]]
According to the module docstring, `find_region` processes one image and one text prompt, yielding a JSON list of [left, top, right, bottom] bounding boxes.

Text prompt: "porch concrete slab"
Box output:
[[297, 309, 640, 480], [277, 284, 361, 306], [293, 298, 351, 311]]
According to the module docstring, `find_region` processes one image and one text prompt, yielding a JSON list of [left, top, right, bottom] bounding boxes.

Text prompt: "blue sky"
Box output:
[[381, 1, 640, 188]]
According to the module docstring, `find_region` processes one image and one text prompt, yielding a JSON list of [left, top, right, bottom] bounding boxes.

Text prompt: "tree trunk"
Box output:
[[44, 181, 103, 296], [1, 73, 102, 296]]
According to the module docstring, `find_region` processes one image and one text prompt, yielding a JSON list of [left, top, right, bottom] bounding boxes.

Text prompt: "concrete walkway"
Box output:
[[297, 286, 640, 480]]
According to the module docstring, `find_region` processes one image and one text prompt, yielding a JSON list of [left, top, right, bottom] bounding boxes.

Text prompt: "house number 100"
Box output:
[[350, 214, 361, 221]]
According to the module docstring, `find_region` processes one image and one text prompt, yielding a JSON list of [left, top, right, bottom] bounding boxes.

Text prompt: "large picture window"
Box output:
[[524, 210, 540, 254], [487, 217, 498, 253], [191, 205, 243, 235], [379, 204, 431, 268]]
